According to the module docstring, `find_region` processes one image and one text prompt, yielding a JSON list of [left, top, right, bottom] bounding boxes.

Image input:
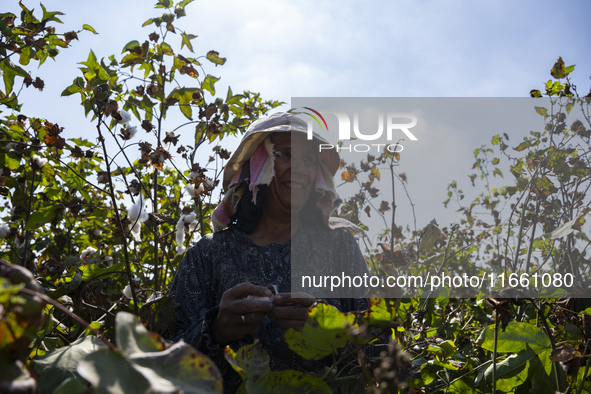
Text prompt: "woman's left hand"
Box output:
[[267, 292, 316, 332]]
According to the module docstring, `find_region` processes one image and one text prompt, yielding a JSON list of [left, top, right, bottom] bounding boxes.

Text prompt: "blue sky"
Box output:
[[4, 0, 591, 234]]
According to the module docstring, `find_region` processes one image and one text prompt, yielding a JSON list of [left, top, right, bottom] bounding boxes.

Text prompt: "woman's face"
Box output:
[[266, 133, 318, 216]]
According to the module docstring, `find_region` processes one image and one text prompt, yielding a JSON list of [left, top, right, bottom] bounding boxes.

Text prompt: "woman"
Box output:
[[169, 112, 370, 393]]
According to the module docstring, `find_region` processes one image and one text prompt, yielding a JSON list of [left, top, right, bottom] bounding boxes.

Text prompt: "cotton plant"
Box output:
[[128, 193, 149, 242]]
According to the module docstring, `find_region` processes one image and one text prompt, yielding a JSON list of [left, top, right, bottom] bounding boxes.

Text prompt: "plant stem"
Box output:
[[21, 168, 36, 272], [19, 287, 118, 351], [493, 312, 499, 394], [534, 300, 561, 392], [576, 339, 590, 394], [389, 158, 396, 253], [96, 116, 139, 314]]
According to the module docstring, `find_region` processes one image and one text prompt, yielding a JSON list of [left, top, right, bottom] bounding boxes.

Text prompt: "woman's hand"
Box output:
[[210, 282, 274, 346], [267, 292, 316, 332]]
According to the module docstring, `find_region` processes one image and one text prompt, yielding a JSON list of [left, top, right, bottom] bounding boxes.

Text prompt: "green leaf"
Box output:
[[3, 154, 20, 171], [179, 0, 195, 7], [40, 3, 63, 23], [142, 18, 154, 27], [155, 0, 173, 8], [529, 350, 561, 393], [78, 349, 153, 393], [476, 322, 551, 353], [78, 312, 222, 394], [202, 74, 220, 96], [447, 378, 474, 393], [284, 302, 355, 360], [224, 342, 331, 394], [82, 24, 98, 34], [61, 77, 85, 97], [419, 221, 445, 253], [180, 33, 197, 53], [79, 262, 125, 282], [66, 165, 86, 191], [115, 312, 164, 356], [122, 40, 141, 54], [1, 59, 28, 94], [19, 46, 32, 66], [68, 137, 95, 148], [359, 298, 397, 326], [566, 102, 574, 114], [32, 336, 107, 394], [24, 204, 62, 229], [478, 346, 537, 391], [206, 50, 226, 66], [52, 377, 89, 394], [160, 42, 174, 56], [551, 57, 567, 79], [530, 89, 542, 98], [535, 106, 548, 118]]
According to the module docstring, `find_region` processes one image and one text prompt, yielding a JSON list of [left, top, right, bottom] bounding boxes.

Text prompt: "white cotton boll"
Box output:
[[104, 255, 113, 267], [176, 243, 187, 255], [123, 284, 133, 299], [185, 185, 197, 198], [32, 154, 47, 169], [202, 179, 214, 191], [128, 194, 149, 243], [130, 221, 141, 242], [175, 212, 199, 255], [0, 225, 10, 239], [188, 171, 203, 182], [128, 194, 149, 223], [175, 217, 186, 254], [127, 125, 137, 138], [184, 212, 197, 223], [118, 110, 132, 125], [80, 246, 97, 259]]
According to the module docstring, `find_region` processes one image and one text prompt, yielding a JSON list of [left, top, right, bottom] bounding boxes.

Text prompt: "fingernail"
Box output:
[[265, 290, 272, 296], [275, 295, 282, 302]]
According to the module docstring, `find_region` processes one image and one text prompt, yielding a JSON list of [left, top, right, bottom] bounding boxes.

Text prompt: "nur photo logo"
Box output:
[[291, 107, 418, 153]]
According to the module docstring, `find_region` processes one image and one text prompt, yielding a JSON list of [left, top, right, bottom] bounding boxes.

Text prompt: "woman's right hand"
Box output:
[[210, 282, 274, 346]]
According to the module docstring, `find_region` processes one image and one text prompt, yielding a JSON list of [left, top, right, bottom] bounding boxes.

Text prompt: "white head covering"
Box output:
[[212, 112, 341, 231]]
